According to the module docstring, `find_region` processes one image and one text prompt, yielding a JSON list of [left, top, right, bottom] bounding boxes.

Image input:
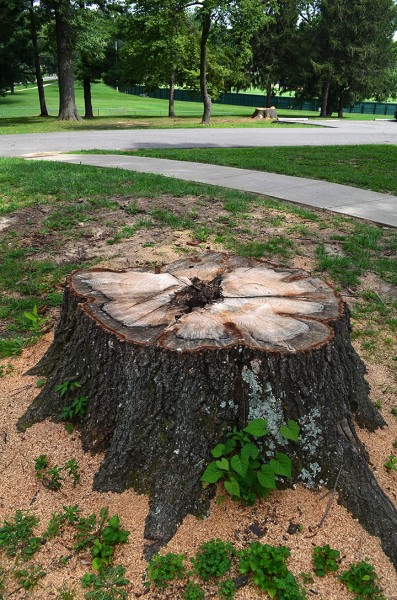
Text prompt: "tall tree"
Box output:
[[119, 0, 195, 118], [290, 0, 397, 117], [192, 0, 270, 124], [28, 0, 49, 116], [251, 0, 300, 106], [0, 0, 35, 95], [74, 4, 115, 118], [40, 0, 81, 120]]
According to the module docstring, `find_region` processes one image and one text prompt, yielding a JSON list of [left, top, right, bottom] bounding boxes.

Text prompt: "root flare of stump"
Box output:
[[18, 252, 397, 567]]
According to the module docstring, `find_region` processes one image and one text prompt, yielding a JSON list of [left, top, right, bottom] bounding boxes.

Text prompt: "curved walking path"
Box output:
[[28, 151, 397, 228], [1, 119, 396, 227]]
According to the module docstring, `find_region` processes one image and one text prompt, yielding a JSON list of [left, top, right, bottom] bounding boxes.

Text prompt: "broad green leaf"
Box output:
[[243, 419, 268, 438], [216, 457, 229, 471], [224, 478, 240, 498], [92, 557, 103, 570], [201, 462, 223, 484], [257, 464, 276, 490], [223, 438, 236, 454], [211, 444, 226, 458], [279, 419, 300, 442], [107, 515, 120, 528], [269, 452, 292, 478], [241, 442, 259, 462], [231, 454, 248, 477]]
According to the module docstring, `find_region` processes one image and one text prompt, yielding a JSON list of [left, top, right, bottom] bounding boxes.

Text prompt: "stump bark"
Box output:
[[18, 252, 397, 566], [251, 106, 278, 119]]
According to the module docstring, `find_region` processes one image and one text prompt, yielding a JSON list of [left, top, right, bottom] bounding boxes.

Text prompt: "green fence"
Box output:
[[125, 85, 397, 116]]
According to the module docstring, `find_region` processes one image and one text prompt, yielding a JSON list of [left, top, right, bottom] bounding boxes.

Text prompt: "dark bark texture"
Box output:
[[29, 1, 48, 117], [200, 10, 212, 125], [83, 76, 94, 119], [18, 253, 397, 566], [55, 1, 81, 121], [168, 73, 176, 118]]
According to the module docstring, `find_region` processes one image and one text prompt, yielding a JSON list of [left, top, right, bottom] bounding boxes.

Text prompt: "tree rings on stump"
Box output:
[[18, 252, 397, 565]]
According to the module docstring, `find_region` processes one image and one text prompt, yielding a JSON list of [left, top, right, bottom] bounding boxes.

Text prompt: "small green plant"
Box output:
[[13, 563, 45, 590], [391, 406, 397, 417], [34, 456, 81, 490], [0, 362, 15, 378], [312, 545, 340, 576], [34, 454, 49, 474], [56, 582, 77, 600], [201, 418, 298, 505], [55, 380, 82, 397], [239, 542, 306, 599], [64, 459, 81, 487], [300, 572, 314, 584], [74, 509, 130, 571], [55, 380, 87, 431], [392, 438, 397, 449], [23, 305, 46, 332], [190, 538, 234, 581], [81, 565, 130, 599], [44, 465, 64, 491], [384, 455, 397, 471], [146, 552, 186, 589], [339, 559, 385, 599], [60, 395, 88, 423], [44, 505, 80, 540], [0, 510, 41, 561], [218, 578, 237, 599], [183, 581, 205, 600]]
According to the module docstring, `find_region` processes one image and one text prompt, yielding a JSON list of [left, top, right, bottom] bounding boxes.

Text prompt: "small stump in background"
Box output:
[[18, 252, 397, 565], [251, 106, 278, 119]]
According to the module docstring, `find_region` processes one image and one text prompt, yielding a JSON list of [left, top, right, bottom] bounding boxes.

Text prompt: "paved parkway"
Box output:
[[0, 119, 396, 157]]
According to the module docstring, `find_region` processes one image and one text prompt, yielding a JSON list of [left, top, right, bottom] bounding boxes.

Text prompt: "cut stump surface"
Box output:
[[18, 252, 397, 565]]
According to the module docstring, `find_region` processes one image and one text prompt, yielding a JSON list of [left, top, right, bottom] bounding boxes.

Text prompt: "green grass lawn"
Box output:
[[124, 144, 397, 196], [0, 81, 393, 134]]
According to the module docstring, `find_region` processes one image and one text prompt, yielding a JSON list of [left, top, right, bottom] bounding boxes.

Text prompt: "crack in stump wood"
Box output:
[[17, 251, 397, 567]]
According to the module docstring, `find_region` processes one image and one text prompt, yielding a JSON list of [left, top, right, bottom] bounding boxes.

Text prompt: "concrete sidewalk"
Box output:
[[27, 153, 397, 228]]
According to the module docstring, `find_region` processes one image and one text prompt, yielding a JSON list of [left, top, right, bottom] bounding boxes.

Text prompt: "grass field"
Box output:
[[83, 145, 397, 197], [0, 82, 393, 134]]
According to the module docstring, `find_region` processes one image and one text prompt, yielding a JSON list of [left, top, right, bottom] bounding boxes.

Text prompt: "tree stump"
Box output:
[[18, 252, 397, 565], [251, 106, 278, 119]]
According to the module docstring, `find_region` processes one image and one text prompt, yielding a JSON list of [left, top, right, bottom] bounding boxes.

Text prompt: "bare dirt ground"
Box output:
[[0, 190, 397, 598]]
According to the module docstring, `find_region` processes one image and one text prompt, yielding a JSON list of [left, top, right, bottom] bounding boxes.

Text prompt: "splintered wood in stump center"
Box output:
[[71, 253, 340, 352], [18, 252, 397, 565]]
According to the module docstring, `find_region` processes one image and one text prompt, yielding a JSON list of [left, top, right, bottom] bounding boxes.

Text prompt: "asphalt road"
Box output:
[[0, 119, 396, 157]]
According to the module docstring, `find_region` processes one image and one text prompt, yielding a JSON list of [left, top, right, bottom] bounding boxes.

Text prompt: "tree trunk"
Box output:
[[83, 76, 94, 119], [55, 0, 81, 121], [18, 252, 397, 566], [251, 107, 277, 119], [265, 82, 273, 108], [200, 9, 212, 125], [338, 92, 344, 119], [168, 73, 176, 118], [320, 77, 330, 118], [29, 1, 49, 117]]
